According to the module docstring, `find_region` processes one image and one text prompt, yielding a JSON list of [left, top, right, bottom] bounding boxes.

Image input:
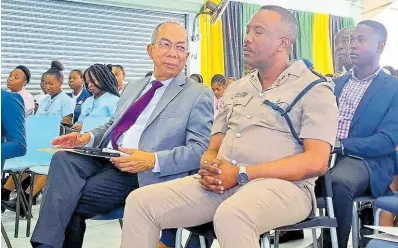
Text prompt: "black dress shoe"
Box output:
[[271, 230, 304, 244], [1, 188, 11, 201], [1, 198, 26, 218]]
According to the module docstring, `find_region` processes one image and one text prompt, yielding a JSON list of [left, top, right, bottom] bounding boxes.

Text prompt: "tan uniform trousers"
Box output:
[[121, 175, 312, 248]]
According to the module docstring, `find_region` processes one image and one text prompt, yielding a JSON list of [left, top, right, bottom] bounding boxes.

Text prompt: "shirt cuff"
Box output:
[[152, 153, 160, 173], [85, 132, 95, 148]]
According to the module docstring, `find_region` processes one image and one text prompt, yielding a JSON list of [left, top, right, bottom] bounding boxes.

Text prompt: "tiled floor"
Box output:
[[1, 195, 351, 248]]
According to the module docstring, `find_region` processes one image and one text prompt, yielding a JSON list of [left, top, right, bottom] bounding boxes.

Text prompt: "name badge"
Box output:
[[233, 92, 248, 98]]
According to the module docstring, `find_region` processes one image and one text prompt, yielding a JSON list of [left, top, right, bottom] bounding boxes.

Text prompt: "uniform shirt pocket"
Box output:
[[224, 94, 253, 123]]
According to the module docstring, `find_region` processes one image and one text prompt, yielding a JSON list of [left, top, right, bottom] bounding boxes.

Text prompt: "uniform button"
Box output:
[[246, 114, 252, 119], [259, 92, 264, 97], [231, 160, 237, 165], [235, 133, 242, 138]]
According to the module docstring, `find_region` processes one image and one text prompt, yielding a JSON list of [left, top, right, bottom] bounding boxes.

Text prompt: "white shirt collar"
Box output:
[[350, 67, 381, 82], [73, 88, 83, 97], [149, 75, 174, 88]]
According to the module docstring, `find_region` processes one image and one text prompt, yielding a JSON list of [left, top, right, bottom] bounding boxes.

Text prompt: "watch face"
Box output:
[[238, 173, 249, 185]]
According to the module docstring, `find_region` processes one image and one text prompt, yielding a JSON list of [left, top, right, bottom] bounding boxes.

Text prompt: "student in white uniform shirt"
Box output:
[[67, 69, 91, 123], [71, 64, 120, 131], [36, 61, 75, 125]]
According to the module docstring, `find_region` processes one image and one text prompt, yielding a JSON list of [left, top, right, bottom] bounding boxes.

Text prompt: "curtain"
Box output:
[[329, 15, 342, 72], [241, 3, 261, 74], [290, 10, 299, 60], [341, 17, 355, 28], [297, 11, 314, 63], [312, 13, 334, 75], [200, 0, 225, 86], [222, 2, 243, 79]]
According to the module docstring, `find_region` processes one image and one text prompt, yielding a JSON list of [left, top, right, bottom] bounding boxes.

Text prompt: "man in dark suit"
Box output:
[[323, 20, 398, 248], [1, 89, 27, 169]]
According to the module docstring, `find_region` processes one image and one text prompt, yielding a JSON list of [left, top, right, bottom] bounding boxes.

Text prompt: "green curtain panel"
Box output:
[[297, 11, 314, 63], [241, 3, 261, 74], [341, 17, 355, 28]]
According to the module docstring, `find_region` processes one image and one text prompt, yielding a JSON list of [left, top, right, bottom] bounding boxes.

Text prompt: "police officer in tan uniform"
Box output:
[[121, 5, 339, 248]]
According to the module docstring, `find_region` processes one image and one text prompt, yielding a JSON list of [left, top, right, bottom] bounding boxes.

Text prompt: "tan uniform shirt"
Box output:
[[212, 60, 339, 208]]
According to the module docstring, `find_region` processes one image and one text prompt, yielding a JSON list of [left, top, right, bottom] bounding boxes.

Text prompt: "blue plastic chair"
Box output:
[[91, 207, 124, 228], [367, 239, 398, 248], [3, 115, 61, 238], [373, 192, 398, 229], [81, 116, 110, 133], [365, 192, 398, 248]]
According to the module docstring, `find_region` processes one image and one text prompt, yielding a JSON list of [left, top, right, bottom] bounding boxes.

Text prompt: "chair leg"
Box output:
[[175, 228, 184, 248], [1, 222, 12, 248], [352, 201, 360, 248], [11, 173, 20, 238], [118, 219, 123, 229], [260, 232, 271, 248], [26, 173, 35, 237], [330, 227, 338, 248], [274, 231, 280, 248], [199, 236, 206, 248], [374, 208, 382, 234], [312, 229, 318, 247]]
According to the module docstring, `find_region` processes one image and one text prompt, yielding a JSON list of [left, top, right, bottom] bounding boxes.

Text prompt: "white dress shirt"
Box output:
[[88, 75, 173, 172], [71, 89, 83, 104]]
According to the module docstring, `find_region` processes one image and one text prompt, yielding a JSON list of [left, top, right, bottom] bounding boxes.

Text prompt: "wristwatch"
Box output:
[[237, 166, 249, 185]]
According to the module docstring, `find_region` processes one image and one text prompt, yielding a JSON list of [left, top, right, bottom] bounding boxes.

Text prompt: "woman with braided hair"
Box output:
[[211, 74, 227, 118], [71, 64, 120, 131]]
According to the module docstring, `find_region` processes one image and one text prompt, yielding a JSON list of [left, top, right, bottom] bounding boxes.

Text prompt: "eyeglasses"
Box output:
[[153, 40, 187, 54]]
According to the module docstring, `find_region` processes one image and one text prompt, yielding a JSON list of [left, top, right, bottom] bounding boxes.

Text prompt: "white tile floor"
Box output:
[[1, 195, 352, 248]]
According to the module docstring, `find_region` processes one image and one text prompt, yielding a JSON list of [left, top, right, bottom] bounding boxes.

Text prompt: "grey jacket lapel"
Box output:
[[116, 77, 151, 124], [99, 77, 151, 146], [145, 73, 186, 128]]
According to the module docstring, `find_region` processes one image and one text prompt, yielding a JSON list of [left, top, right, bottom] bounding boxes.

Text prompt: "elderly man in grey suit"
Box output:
[[31, 20, 214, 248]]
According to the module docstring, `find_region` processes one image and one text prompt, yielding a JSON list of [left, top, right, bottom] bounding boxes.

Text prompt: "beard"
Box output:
[[335, 56, 351, 72]]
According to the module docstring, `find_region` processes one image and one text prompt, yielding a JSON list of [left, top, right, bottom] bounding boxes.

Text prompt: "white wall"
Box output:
[[375, 1, 398, 68]]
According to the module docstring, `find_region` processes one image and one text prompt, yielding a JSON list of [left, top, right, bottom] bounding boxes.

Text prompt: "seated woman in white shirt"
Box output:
[[7, 65, 35, 116], [211, 74, 227, 118], [71, 64, 120, 131], [36, 61, 75, 124], [34, 74, 48, 114]]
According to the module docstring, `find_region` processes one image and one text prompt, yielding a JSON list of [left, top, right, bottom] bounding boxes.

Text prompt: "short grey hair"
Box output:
[[260, 5, 298, 43], [151, 19, 188, 44]]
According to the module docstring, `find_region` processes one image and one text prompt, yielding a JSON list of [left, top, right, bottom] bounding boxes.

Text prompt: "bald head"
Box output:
[[336, 27, 353, 39], [244, 6, 297, 72], [151, 20, 188, 45], [334, 27, 354, 72], [260, 5, 298, 43]]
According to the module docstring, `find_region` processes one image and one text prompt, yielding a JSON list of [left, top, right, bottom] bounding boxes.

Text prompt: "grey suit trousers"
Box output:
[[121, 175, 312, 248], [31, 151, 139, 248]]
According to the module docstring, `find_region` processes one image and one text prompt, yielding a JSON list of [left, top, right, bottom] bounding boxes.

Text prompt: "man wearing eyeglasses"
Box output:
[[31, 20, 214, 248]]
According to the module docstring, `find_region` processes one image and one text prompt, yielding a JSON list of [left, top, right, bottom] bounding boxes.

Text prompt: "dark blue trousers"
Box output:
[[323, 156, 370, 248]]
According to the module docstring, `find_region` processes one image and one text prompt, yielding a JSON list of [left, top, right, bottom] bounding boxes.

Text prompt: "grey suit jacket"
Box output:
[[90, 72, 214, 186]]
